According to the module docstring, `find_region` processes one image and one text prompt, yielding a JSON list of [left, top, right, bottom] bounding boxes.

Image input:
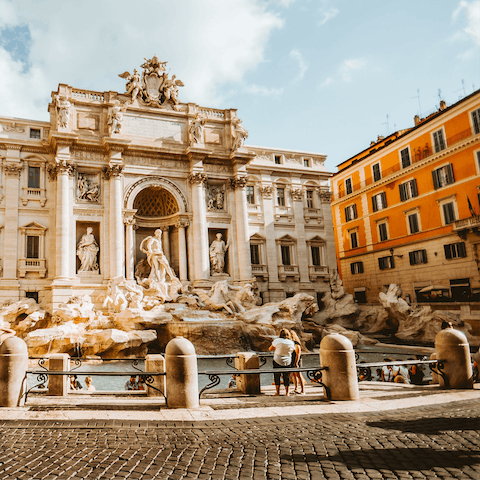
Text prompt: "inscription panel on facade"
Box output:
[[123, 115, 185, 142], [124, 156, 189, 169]]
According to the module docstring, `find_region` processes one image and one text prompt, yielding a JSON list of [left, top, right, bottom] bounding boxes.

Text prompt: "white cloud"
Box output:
[[246, 84, 284, 96], [318, 77, 334, 88], [0, 0, 284, 120], [340, 58, 367, 82], [289, 49, 308, 80], [453, 1, 480, 46], [318, 6, 339, 25], [275, 0, 298, 7]]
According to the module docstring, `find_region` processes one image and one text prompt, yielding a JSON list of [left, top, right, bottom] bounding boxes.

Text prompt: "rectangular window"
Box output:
[[311, 246, 321, 266], [277, 188, 285, 206], [274, 155, 281, 164], [30, 128, 41, 139], [408, 213, 420, 233], [378, 255, 395, 270], [371, 192, 387, 212], [400, 148, 411, 168], [399, 179, 418, 201], [345, 204, 357, 222], [432, 164, 454, 189], [26, 236, 39, 259], [246, 186, 255, 204], [443, 202, 456, 224], [250, 244, 260, 265], [409, 249, 427, 265], [433, 129, 446, 153], [281, 245, 291, 265], [444, 242, 467, 259], [28, 166, 40, 189], [350, 261, 364, 274], [350, 231, 358, 249], [25, 291, 39, 302], [472, 108, 480, 135], [372, 163, 381, 182], [303, 158, 310, 167], [378, 222, 388, 242], [306, 190, 314, 208], [345, 178, 353, 195]]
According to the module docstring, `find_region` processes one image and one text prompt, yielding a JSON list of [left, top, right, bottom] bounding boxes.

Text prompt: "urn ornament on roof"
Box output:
[[119, 55, 184, 108]]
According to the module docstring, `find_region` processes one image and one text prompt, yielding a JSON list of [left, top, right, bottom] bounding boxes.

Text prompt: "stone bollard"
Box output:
[[145, 354, 166, 397], [320, 333, 359, 401], [165, 336, 199, 408], [48, 354, 70, 396], [435, 327, 473, 389], [235, 352, 260, 394], [430, 353, 438, 385], [0, 337, 28, 407]]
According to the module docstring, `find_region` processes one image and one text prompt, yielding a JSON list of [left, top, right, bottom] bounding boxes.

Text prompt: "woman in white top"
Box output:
[[269, 329, 295, 396], [85, 376, 96, 391]]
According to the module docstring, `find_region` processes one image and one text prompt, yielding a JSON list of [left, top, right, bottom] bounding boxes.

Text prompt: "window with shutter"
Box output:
[[408, 213, 419, 233], [372, 163, 381, 182], [378, 223, 388, 241], [443, 202, 456, 224], [433, 164, 454, 189], [409, 249, 427, 265], [472, 108, 480, 135], [350, 262, 363, 274], [444, 242, 467, 259], [399, 183, 407, 201], [381, 192, 387, 208], [378, 256, 395, 270], [345, 206, 351, 222], [433, 129, 446, 152], [345, 178, 353, 195], [400, 148, 411, 168], [350, 231, 358, 249]]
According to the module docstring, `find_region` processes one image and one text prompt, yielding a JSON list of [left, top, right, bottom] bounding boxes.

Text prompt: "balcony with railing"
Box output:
[[278, 264, 299, 282], [19, 258, 47, 278], [334, 127, 478, 201], [21, 187, 47, 207], [251, 264, 268, 281]]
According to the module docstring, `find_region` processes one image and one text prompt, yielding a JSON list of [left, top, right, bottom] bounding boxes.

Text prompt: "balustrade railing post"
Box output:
[[319, 334, 359, 401], [48, 354, 70, 396], [145, 354, 165, 397], [435, 327, 473, 389], [235, 352, 260, 394]]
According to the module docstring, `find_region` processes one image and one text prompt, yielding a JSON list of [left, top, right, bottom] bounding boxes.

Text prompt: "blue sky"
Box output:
[[0, 0, 479, 172]]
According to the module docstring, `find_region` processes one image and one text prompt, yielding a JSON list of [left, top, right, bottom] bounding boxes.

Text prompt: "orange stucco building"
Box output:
[[331, 89, 480, 304]]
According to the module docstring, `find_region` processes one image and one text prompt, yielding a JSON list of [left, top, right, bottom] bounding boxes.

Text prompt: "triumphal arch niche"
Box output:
[[0, 54, 335, 307]]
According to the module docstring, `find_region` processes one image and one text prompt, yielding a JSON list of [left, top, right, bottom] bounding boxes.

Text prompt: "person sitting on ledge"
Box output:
[[85, 376, 96, 391], [125, 375, 138, 391]]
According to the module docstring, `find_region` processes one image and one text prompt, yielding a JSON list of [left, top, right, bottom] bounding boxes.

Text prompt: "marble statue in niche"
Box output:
[[55, 94, 71, 128], [209, 233, 229, 275], [231, 117, 248, 151], [189, 113, 207, 144], [77, 173, 100, 202], [107, 101, 128, 134], [206, 185, 226, 211], [77, 227, 99, 273]]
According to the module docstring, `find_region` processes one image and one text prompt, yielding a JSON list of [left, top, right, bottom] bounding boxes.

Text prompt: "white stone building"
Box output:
[[0, 57, 335, 307]]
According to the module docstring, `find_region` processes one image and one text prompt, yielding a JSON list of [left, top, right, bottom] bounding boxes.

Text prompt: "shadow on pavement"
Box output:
[[366, 416, 480, 434], [282, 448, 480, 470]]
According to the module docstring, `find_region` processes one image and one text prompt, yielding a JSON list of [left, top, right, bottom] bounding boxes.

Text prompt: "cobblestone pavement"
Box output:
[[0, 400, 479, 480]]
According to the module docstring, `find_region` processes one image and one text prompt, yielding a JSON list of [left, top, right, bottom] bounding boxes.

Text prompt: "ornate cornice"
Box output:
[[47, 159, 75, 179], [319, 191, 332, 204], [260, 186, 273, 199], [291, 188, 304, 201], [103, 164, 124, 179], [188, 172, 208, 185], [4, 163, 23, 177], [229, 176, 247, 189]]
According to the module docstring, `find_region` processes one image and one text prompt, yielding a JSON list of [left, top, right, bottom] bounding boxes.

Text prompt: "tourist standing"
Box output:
[[290, 330, 306, 395], [269, 329, 295, 396]]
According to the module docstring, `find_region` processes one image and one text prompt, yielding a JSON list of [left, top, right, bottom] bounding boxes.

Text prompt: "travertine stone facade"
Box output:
[[0, 58, 334, 306]]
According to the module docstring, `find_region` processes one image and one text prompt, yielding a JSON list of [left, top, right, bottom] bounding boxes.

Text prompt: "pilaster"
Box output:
[[291, 187, 310, 285]]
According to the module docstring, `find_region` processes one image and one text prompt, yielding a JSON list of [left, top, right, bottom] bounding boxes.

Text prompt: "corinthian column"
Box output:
[[188, 172, 209, 284], [50, 158, 74, 280], [3, 153, 23, 282], [124, 215, 136, 280], [230, 176, 252, 282], [104, 164, 124, 279]]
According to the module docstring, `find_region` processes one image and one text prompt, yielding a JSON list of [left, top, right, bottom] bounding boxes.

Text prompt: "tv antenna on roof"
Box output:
[[454, 79, 467, 99], [411, 88, 422, 117], [381, 114, 390, 136]]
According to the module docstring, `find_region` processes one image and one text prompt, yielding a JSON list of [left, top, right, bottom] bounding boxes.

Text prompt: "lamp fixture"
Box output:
[[389, 248, 403, 258]]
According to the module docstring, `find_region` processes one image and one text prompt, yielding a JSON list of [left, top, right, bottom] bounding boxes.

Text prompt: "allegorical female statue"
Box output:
[[76, 227, 99, 273], [209, 233, 229, 275]]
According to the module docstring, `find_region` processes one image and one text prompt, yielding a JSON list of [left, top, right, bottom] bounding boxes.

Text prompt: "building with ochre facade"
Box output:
[[331, 89, 480, 305], [0, 56, 335, 307]]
